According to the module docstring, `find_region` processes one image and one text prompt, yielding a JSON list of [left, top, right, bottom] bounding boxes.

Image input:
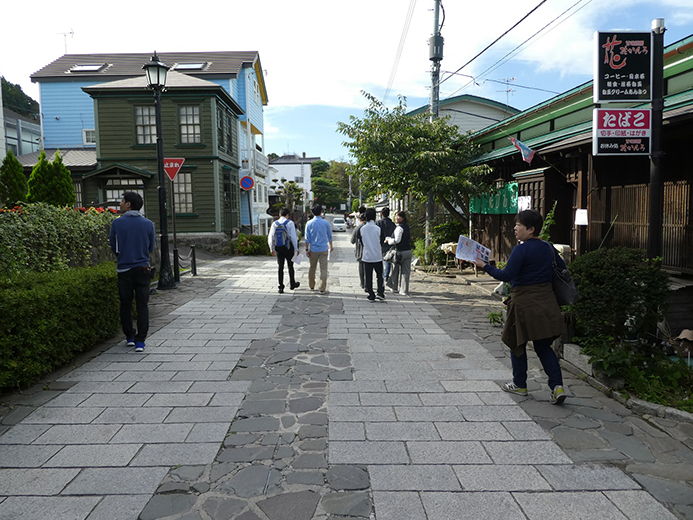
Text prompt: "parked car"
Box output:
[[332, 217, 346, 232]]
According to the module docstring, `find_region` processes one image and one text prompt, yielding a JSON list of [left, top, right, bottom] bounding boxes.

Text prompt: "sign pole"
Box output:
[[171, 178, 179, 282], [647, 19, 665, 259]]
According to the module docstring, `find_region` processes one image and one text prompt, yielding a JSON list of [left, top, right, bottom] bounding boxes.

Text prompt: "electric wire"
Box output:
[[438, 0, 548, 87], [442, 0, 592, 100], [383, 0, 417, 105]]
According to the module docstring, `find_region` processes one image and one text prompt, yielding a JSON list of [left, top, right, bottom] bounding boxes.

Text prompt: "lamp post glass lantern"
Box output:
[[143, 52, 176, 289]]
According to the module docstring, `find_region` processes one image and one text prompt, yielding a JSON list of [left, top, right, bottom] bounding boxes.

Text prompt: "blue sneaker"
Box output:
[[134, 342, 145, 353], [126, 339, 135, 347]]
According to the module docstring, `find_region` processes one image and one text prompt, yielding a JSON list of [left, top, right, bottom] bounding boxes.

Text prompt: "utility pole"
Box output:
[[426, 0, 444, 259]]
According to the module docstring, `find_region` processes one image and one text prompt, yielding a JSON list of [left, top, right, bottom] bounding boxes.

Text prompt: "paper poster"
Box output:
[[575, 209, 588, 226], [455, 235, 491, 263]]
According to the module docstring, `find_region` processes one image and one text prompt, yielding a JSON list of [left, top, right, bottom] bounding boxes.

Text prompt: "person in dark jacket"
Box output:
[[384, 211, 412, 296], [473, 209, 567, 404], [377, 207, 397, 281], [109, 191, 156, 353]]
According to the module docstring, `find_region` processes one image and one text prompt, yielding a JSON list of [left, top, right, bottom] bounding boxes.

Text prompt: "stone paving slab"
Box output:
[[0, 235, 691, 519]]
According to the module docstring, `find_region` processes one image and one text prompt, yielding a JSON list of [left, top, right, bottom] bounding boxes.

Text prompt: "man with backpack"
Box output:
[[268, 207, 300, 294], [377, 207, 397, 281]]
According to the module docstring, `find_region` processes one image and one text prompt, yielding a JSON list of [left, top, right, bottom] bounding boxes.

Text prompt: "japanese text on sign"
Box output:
[[594, 32, 652, 103], [593, 109, 651, 156]]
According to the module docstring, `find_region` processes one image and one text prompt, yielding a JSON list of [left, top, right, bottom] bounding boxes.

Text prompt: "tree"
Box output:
[[1, 76, 39, 119], [312, 177, 345, 208], [0, 150, 27, 207], [311, 160, 330, 177], [27, 150, 76, 207], [337, 92, 492, 228], [270, 178, 303, 213], [267, 152, 279, 161]]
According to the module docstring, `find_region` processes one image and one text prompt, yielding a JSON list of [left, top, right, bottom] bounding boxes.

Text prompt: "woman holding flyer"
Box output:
[[473, 209, 567, 405], [384, 211, 412, 296]]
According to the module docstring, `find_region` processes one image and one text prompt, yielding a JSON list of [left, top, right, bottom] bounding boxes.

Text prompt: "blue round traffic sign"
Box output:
[[240, 176, 254, 190]]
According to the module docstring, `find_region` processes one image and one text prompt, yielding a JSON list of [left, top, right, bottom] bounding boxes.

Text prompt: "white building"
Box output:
[[268, 153, 321, 212]]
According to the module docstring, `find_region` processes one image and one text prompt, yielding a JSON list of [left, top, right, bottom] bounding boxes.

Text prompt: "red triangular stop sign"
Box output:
[[164, 158, 185, 181]]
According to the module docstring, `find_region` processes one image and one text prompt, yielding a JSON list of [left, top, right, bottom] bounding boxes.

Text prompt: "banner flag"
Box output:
[[509, 137, 535, 164]]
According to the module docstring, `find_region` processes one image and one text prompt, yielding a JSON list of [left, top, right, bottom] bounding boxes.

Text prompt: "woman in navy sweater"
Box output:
[[474, 209, 567, 405]]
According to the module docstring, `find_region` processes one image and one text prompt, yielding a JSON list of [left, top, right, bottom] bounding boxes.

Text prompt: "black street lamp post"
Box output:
[[143, 53, 176, 290]]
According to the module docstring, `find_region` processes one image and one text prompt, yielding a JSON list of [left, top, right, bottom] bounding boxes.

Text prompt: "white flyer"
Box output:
[[455, 235, 491, 263]]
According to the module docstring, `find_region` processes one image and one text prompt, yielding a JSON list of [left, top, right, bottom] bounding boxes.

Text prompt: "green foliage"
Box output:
[[337, 92, 493, 229], [312, 176, 345, 208], [0, 203, 116, 277], [26, 150, 76, 207], [413, 238, 446, 267], [1, 76, 39, 119], [311, 160, 330, 176], [569, 247, 669, 341], [0, 150, 27, 207], [626, 360, 693, 413], [233, 233, 270, 256], [0, 262, 120, 391], [270, 178, 303, 213], [538, 200, 557, 242], [487, 311, 504, 326]]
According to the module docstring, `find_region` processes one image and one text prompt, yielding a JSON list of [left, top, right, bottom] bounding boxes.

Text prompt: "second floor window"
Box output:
[[135, 106, 156, 145], [180, 106, 201, 144]]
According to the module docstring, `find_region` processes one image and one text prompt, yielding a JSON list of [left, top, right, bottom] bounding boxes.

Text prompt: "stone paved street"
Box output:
[[1, 230, 692, 519]]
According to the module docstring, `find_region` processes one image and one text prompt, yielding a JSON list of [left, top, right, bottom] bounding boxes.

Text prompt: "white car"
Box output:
[[332, 217, 346, 232]]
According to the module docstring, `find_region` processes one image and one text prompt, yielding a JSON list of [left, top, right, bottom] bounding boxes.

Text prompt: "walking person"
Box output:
[[385, 211, 413, 296], [473, 209, 567, 404], [268, 207, 300, 294], [377, 207, 396, 282], [360, 208, 386, 301], [304, 204, 333, 294], [109, 191, 156, 353], [350, 209, 366, 291]]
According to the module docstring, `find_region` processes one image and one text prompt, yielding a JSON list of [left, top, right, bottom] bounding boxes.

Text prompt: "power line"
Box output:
[[383, 0, 417, 105], [443, 0, 592, 100], [438, 0, 547, 87]]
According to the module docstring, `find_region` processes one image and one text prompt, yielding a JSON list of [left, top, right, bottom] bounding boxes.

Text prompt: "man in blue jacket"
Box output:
[[304, 204, 333, 294], [109, 192, 156, 352]]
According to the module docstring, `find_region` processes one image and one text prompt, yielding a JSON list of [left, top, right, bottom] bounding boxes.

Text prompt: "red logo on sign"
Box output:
[[164, 158, 185, 181]]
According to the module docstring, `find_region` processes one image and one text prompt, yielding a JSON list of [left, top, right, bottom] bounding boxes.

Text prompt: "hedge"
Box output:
[[0, 262, 120, 391]]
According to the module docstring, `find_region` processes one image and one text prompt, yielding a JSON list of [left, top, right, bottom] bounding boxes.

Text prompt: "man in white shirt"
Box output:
[[268, 207, 300, 294], [360, 208, 385, 301]]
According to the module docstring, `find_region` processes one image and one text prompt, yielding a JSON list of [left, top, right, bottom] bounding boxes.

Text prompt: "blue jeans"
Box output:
[[511, 337, 563, 390]]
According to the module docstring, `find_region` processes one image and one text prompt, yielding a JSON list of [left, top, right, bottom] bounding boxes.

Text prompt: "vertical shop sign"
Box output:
[[594, 32, 652, 103]]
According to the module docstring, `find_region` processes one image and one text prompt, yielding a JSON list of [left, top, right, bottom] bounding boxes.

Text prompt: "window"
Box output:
[[173, 62, 207, 71], [295, 176, 304, 184], [253, 79, 261, 104], [73, 181, 83, 207], [179, 106, 201, 144], [135, 106, 156, 144], [225, 114, 234, 155], [217, 108, 224, 148], [83, 129, 96, 146], [174, 172, 193, 213], [105, 179, 145, 213], [70, 63, 107, 73]]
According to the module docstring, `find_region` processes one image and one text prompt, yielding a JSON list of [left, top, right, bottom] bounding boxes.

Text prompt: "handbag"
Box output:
[[383, 246, 397, 263], [549, 243, 578, 306]]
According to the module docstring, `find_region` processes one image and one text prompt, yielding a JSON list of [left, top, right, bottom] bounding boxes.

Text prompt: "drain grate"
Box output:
[[446, 353, 465, 359]]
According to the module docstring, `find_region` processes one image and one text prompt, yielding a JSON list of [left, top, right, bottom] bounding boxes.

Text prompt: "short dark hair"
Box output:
[[382, 207, 390, 217], [365, 208, 376, 221], [359, 205, 366, 214], [280, 207, 290, 216], [123, 191, 143, 211], [396, 211, 407, 222], [515, 209, 543, 236], [311, 204, 323, 216]]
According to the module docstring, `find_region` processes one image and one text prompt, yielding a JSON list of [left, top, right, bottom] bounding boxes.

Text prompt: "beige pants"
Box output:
[[308, 250, 329, 292]]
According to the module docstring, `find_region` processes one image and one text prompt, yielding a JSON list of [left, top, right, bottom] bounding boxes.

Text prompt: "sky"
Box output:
[[2, 0, 692, 162]]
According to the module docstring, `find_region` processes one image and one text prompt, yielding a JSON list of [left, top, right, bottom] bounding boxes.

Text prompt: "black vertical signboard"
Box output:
[[594, 32, 652, 103]]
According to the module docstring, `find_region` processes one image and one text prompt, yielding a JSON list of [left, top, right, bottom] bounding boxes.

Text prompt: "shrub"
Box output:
[[0, 203, 116, 276], [569, 247, 669, 341], [0, 149, 27, 207], [26, 150, 76, 207], [233, 233, 271, 256], [0, 263, 120, 391]]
